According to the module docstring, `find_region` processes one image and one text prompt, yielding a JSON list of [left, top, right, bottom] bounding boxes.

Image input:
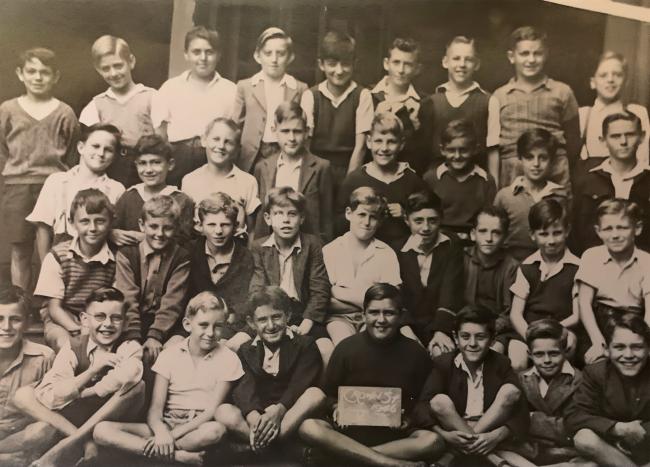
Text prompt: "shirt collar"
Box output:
[[179, 337, 219, 360], [523, 249, 580, 268], [68, 237, 114, 264], [401, 232, 450, 254], [524, 360, 575, 378], [468, 245, 506, 268], [277, 154, 303, 169], [252, 328, 295, 347], [3, 340, 49, 375], [251, 71, 297, 89], [511, 176, 563, 197], [503, 76, 551, 94], [601, 247, 642, 268], [371, 76, 421, 101], [454, 352, 484, 379], [364, 161, 412, 181], [204, 240, 235, 264], [317, 80, 358, 105], [435, 81, 484, 96], [182, 69, 223, 87], [131, 184, 180, 199], [437, 163, 488, 181], [102, 83, 148, 101], [262, 234, 302, 253], [589, 158, 648, 179]]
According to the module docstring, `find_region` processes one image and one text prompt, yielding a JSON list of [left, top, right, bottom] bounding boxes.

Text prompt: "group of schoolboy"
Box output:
[[1, 16, 650, 467]]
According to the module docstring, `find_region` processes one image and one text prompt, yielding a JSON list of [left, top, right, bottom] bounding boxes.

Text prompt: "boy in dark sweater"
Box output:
[[115, 195, 190, 365], [216, 286, 325, 453], [337, 112, 429, 244], [189, 193, 254, 350]]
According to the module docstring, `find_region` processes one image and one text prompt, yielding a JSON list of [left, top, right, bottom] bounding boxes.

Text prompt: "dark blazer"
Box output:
[[519, 368, 582, 445], [233, 333, 322, 416], [565, 360, 650, 439], [232, 76, 308, 173], [396, 234, 464, 342], [253, 151, 333, 243], [415, 350, 530, 439], [249, 232, 330, 323]]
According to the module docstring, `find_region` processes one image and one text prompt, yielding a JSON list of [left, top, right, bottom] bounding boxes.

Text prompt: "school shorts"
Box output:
[[0, 183, 43, 244], [326, 312, 366, 333], [163, 409, 203, 430]]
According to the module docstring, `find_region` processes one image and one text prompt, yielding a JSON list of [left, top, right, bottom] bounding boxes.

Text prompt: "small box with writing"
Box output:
[[337, 386, 402, 427]]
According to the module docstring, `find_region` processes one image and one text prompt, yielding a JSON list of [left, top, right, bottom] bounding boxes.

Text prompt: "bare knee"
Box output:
[[573, 429, 603, 454], [495, 383, 521, 406], [430, 394, 455, 416], [302, 387, 326, 406], [298, 418, 329, 441], [198, 421, 226, 443], [411, 430, 444, 455], [93, 421, 118, 444], [214, 404, 243, 428], [508, 341, 530, 371]]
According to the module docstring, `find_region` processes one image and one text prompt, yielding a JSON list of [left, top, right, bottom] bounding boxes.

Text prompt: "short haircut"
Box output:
[[274, 101, 307, 128], [18, 47, 59, 72], [255, 27, 293, 54], [516, 128, 557, 160], [135, 134, 173, 161], [91, 35, 132, 66], [140, 194, 180, 222], [596, 198, 643, 225], [405, 190, 442, 217], [473, 205, 510, 233], [509, 26, 547, 50], [440, 119, 478, 148], [185, 291, 228, 319], [184, 26, 220, 52], [529, 197, 569, 231], [604, 312, 650, 346], [386, 37, 420, 61], [602, 110, 642, 136], [204, 117, 242, 140], [348, 186, 388, 219], [369, 112, 404, 139], [446, 35, 477, 55], [69, 188, 114, 222], [0, 284, 29, 318], [79, 123, 122, 149], [594, 50, 627, 77], [319, 30, 355, 62], [362, 283, 403, 311], [196, 192, 239, 224], [264, 186, 306, 215], [525, 318, 568, 349], [454, 305, 496, 336], [85, 286, 125, 312], [246, 286, 293, 319]]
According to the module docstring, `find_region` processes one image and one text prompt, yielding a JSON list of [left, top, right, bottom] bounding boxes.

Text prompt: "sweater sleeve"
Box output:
[[61, 106, 80, 168], [565, 365, 617, 437], [431, 242, 464, 334], [302, 240, 331, 323], [115, 249, 143, 342], [249, 244, 268, 296], [149, 254, 190, 342], [279, 338, 322, 410]]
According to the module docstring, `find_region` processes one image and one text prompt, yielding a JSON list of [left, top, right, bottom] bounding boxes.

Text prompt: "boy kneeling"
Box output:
[[14, 287, 144, 467], [93, 291, 243, 465], [216, 286, 326, 453], [567, 313, 650, 467]]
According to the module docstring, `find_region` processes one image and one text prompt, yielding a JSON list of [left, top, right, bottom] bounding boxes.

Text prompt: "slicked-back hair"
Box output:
[[602, 110, 642, 137], [319, 30, 355, 62], [509, 26, 548, 51], [525, 318, 567, 349], [185, 26, 220, 52], [405, 190, 442, 217], [362, 283, 403, 311], [91, 35, 132, 65], [528, 197, 569, 231], [454, 305, 496, 336], [18, 47, 59, 72]]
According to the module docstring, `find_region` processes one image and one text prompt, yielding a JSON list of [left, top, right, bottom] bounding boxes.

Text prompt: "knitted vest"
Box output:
[[310, 85, 361, 167], [94, 90, 155, 148], [69, 334, 114, 385], [521, 262, 579, 323], [51, 241, 116, 317], [431, 89, 490, 158]]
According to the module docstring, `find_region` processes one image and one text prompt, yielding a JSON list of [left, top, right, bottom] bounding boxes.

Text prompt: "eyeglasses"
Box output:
[[87, 313, 124, 325]]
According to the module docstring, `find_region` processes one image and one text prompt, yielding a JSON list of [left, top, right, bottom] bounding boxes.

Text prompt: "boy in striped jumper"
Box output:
[[33, 189, 117, 353]]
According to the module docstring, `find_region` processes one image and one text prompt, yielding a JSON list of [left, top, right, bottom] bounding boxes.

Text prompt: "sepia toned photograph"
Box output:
[[0, 0, 650, 465]]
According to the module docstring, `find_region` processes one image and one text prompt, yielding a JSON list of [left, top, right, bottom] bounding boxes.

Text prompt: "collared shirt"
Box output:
[[0, 341, 54, 436], [372, 76, 422, 130], [262, 235, 302, 300], [511, 249, 581, 299], [275, 154, 302, 192], [576, 245, 650, 310], [300, 80, 374, 134], [510, 176, 564, 203], [401, 233, 450, 286], [151, 70, 236, 142], [454, 353, 484, 418], [323, 232, 401, 310], [589, 159, 649, 199], [250, 71, 299, 143], [436, 81, 500, 148], [26, 165, 125, 236], [364, 161, 412, 184], [579, 100, 650, 164], [34, 237, 115, 299], [181, 164, 260, 215], [251, 329, 295, 376], [523, 360, 575, 398], [205, 241, 234, 284], [35, 339, 143, 410], [131, 183, 180, 203], [436, 163, 489, 182], [152, 338, 243, 411], [493, 77, 579, 160]]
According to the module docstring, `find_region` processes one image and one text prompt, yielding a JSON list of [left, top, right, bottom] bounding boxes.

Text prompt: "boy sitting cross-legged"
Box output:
[[14, 287, 145, 467], [417, 306, 534, 467], [0, 286, 55, 467], [93, 291, 244, 465], [215, 286, 326, 454]]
